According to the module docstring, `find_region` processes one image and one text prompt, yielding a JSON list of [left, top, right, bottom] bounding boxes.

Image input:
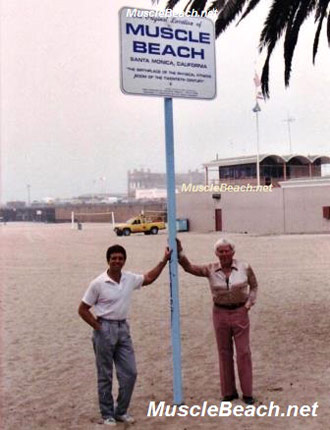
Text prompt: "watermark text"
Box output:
[[126, 8, 218, 19], [147, 400, 319, 418], [181, 183, 273, 193]]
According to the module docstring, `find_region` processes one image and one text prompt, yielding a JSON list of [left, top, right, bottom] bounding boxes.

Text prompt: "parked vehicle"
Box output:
[[114, 214, 166, 236]]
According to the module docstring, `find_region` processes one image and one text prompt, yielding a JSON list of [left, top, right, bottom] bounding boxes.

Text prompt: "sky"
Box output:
[[1, 0, 330, 203]]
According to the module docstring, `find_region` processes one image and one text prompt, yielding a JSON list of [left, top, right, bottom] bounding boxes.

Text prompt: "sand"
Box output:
[[1, 222, 330, 429]]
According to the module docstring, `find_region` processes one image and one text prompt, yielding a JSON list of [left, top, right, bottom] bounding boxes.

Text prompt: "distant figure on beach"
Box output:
[[78, 244, 171, 426], [177, 238, 258, 405]]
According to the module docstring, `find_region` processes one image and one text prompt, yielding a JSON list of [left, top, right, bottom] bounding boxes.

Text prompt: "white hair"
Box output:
[[214, 238, 235, 252]]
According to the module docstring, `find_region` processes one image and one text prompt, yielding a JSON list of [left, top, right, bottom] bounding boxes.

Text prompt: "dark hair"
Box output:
[[106, 244, 127, 262]]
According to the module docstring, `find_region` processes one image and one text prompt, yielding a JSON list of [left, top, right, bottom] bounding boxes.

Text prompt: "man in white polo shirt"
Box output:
[[78, 244, 171, 426]]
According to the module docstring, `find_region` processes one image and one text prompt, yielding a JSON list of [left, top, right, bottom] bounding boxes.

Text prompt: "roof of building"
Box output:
[[279, 176, 330, 188], [203, 154, 330, 168]]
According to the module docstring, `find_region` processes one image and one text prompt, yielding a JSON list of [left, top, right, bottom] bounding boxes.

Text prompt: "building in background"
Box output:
[[203, 153, 330, 187], [127, 168, 204, 198], [176, 153, 330, 234], [1, 205, 56, 223], [4, 155, 330, 233]]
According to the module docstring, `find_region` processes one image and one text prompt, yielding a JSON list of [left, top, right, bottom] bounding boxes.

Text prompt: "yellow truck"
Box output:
[[114, 214, 166, 236]]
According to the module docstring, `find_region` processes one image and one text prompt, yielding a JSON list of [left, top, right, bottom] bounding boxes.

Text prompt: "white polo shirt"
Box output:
[[82, 270, 144, 320]]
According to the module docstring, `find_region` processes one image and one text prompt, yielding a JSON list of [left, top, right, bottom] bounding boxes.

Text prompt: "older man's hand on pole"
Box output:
[[176, 238, 183, 254]]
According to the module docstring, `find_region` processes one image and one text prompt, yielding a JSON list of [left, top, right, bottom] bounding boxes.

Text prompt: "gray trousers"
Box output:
[[92, 319, 137, 419]]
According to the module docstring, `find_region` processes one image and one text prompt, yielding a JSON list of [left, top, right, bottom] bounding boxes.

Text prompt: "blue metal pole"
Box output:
[[164, 97, 183, 405]]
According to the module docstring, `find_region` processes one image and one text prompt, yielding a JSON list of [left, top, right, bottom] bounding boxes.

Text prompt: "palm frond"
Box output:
[[315, 1, 330, 46], [314, 0, 329, 21], [166, 0, 330, 96], [208, 0, 226, 13], [313, 2, 328, 63], [284, 0, 316, 86], [188, 0, 209, 14], [183, 0, 194, 13], [237, 0, 262, 24], [259, 0, 298, 50], [258, 0, 299, 97], [260, 41, 276, 98], [215, 0, 250, 36], [166, 0, 182, 9]]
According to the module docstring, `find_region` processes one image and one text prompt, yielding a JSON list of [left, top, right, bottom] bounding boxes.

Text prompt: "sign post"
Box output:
[[119, 7, 216, 404], [164, 96, 182, 403]]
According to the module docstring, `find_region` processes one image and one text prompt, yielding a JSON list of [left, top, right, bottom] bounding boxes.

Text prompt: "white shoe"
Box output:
[[103, 417, 117, 426], [115, 413, 135, 424]]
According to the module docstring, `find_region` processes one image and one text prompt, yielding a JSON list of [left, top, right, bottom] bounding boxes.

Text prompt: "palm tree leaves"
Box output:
[[166, 0, 330, 97], [258, 0, 298, 96], [313, 1, 330, 63], [214, 1, 251, 35], [283, 1, 316, 86], [166, 0, 182, 9], [237, 0, 262, 24], [187, 0, 209, 14], [208, 1, 227, 12], [259, 0, 329, 95], [328, 9, 330, 45]]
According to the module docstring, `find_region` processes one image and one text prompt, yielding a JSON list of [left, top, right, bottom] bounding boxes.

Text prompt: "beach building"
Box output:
[[203, 153, 330, 186], [177, 153, 330, 234]]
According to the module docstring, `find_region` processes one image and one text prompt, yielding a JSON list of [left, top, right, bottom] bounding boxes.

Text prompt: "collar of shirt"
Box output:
[[215, 259, 239, 272], [99, 270, 127, 285]]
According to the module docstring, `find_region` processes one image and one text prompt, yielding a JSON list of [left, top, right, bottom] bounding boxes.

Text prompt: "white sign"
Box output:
[[135, 188, 168, 199], [119, 8, 216, 99]]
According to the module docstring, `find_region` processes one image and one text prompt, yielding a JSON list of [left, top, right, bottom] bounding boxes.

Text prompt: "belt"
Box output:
[[214, 302, 246, 310], [98, 317, 127, 324]]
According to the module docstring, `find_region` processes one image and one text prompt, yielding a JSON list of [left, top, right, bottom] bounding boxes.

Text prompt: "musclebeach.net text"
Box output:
[[126, 8, 218, 19], [181, 183, 274, 193], [147, 400, 319, 418]]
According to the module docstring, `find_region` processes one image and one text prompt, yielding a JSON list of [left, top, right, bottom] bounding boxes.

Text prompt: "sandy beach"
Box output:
[[1, 222, 330, 429]]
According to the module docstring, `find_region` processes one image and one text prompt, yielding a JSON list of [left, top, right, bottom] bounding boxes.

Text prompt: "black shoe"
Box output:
[[222, 392, 239, 402], [243, 396, 255, 405]]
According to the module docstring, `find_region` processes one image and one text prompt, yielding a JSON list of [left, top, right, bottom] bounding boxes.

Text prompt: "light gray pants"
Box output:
[[92, 319, 137, 419]]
